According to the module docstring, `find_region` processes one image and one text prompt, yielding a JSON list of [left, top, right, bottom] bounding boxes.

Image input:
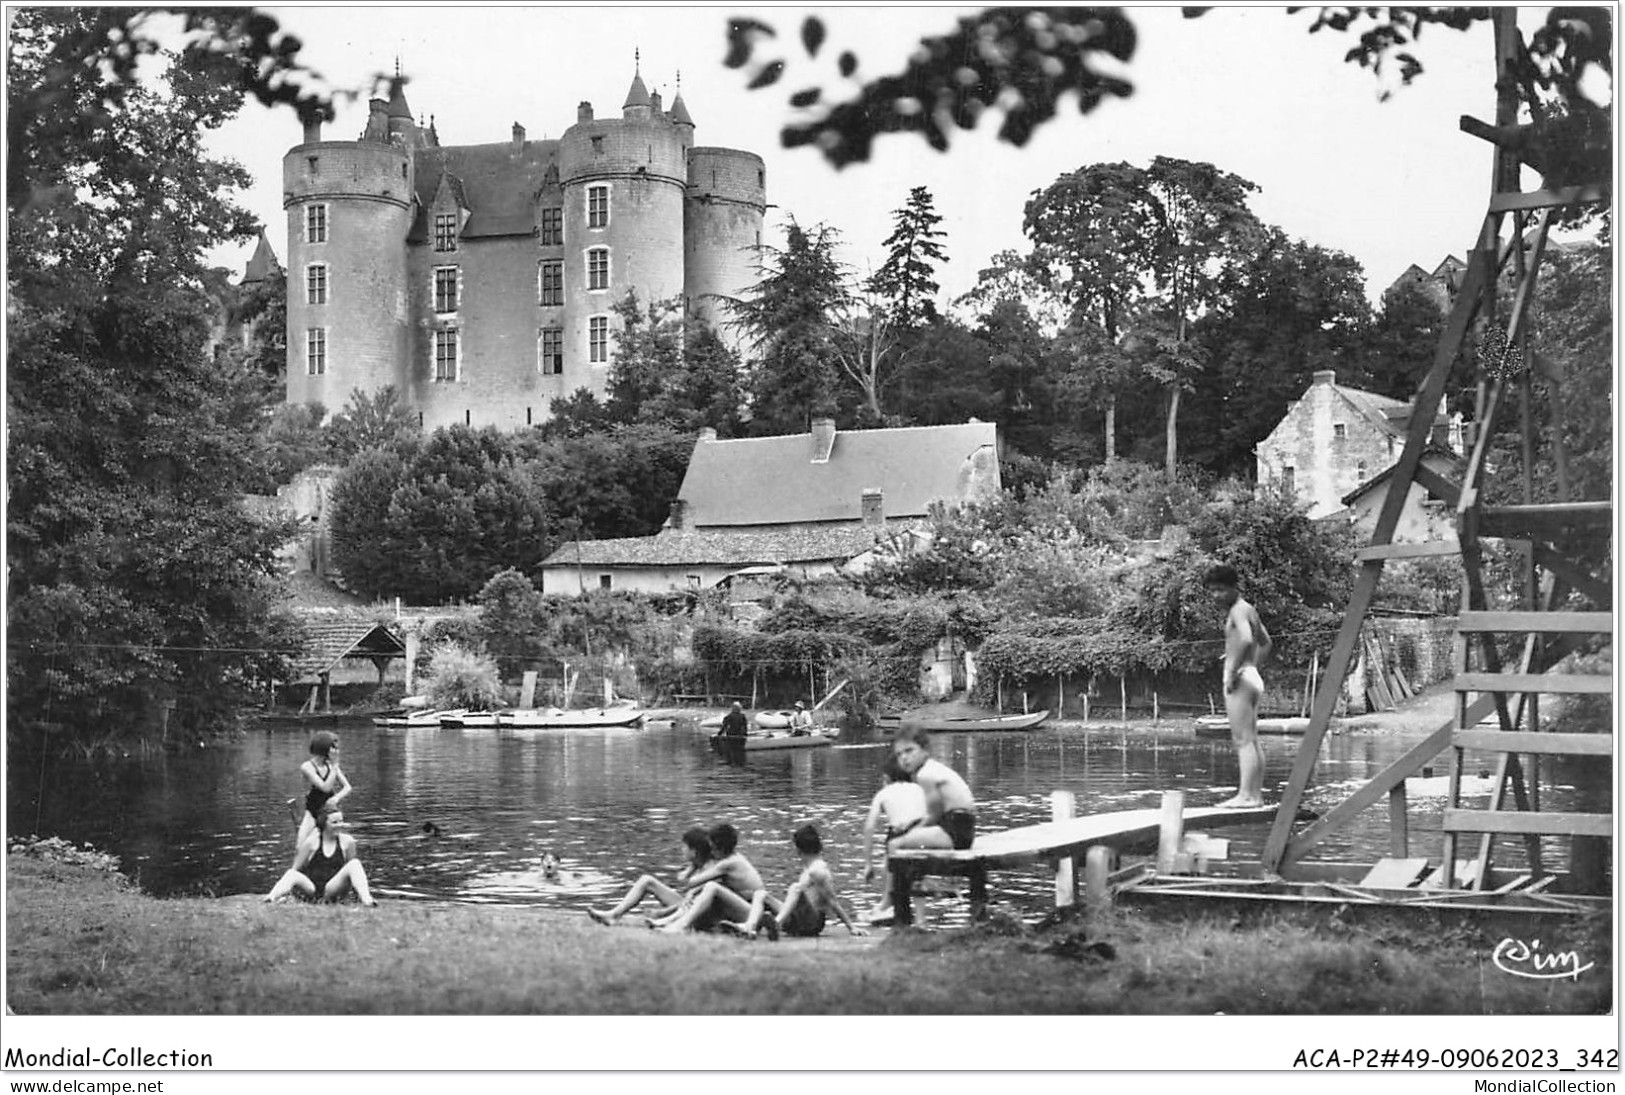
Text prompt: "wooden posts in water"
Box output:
[[1052, 790, 1076, 907], [1120, 676, 1127, 723], [1084, 845, 1114, 917], [1156, 790, 1185, 874], [1389, 783, 1410, 857]]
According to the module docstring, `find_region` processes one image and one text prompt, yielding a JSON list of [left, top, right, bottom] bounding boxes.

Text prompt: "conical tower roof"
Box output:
[[669, 91, 694, 126], [241, 229, 281, 285], [623, 72, 651, 109], [387, 75, 413, 119]]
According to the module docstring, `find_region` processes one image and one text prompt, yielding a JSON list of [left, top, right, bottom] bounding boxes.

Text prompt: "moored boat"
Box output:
[[1193, 714, 1309, 736], [709, 730, 835, 751], [889, 705, 1050, 733], [441, 710, 505, 728], [373, 708, 467, 728], [497, 704, 645, 729]]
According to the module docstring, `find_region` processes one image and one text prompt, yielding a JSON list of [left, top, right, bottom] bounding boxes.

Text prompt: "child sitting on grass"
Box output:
[[725, 824, 867, 940], [654, 822, 764, 933], [588, 827, 712, 925]]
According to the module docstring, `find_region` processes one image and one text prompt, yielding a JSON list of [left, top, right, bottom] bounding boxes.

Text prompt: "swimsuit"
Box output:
[[886, 818, 923, 842], [304, 761, 333, 818], [301, 836, 347, 899], [941, 809, 976, 851], [782, 898, 826, 938], [1233, 665, 1264, 698]]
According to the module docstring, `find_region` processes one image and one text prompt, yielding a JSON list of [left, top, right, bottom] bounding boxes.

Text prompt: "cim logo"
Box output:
[[1492, 937, 1594, 981]]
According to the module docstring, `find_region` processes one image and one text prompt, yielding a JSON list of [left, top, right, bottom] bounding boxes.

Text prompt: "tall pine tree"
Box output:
[[868, 186, 949, 329]]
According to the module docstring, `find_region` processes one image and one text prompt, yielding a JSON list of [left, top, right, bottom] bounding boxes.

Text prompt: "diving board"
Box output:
[[886, 802, 1276, 927]]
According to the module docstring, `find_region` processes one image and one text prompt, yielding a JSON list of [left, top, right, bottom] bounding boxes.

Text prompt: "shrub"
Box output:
[[421, 642, 505, 710]]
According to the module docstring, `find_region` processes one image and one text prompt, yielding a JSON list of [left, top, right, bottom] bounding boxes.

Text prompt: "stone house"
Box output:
[[1337, 445, 1464, 545], [1257, 370, 1451, 520], [538, 418, 1000, 595]]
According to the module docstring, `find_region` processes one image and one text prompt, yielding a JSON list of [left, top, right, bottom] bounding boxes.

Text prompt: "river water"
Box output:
[[7, 715, 1602, 920]]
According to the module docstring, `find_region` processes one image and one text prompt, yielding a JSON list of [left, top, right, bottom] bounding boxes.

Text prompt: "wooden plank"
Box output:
[[1488, 184, 1610, 212], [889, 804, 1276, 867], [1356, 541, 1460, 561], [1481, 501, 1614, 537], [1457, 611, 1612, 634], [1413, 463, 1461, 506], [1442, 810, 1613, 837], [1531, 545, 1611, 607], [1358, 857, 1429, 888], [1452, 730, 1613, 756], [1388, 784, 1409, 857], [1493, 874, 1533, 894], [1454, 672, 1613, 695]]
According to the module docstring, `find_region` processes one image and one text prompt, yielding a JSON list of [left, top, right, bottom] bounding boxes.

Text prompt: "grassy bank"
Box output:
[[5, 854, 1610, 1015]]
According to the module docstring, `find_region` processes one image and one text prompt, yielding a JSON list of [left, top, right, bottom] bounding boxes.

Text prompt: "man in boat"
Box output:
[[718, 702, 749, 766], [1205, 563, 1273, 809], [788, 701, 814, 736], [889, 725, 977, 851]]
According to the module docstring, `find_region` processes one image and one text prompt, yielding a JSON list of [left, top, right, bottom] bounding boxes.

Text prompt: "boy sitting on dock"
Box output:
[[890, 725, 977, 850], [725, 824, 867, 939], [655, 822, 764, 933], [861, 755, 929, 921]]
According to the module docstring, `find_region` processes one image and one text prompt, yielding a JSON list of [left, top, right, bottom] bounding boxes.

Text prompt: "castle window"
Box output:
[[591, 136, 603, 155], [588, 315, 609, 363], [435, 328, 459, 381], [587, 185, 609, 228], [305, 263, 328, 305], [433, 267, 459, 313], [433, 212, 458, 252], [540, 207, 563, 246], [539, 327, 563, 374], [1282, 466, 1295, 493], [307, 156, 319, 175], [1357, 460, 1368, 480], [306, 204, 328, 244], [1333, 422, 1346, 441], [587, 248, 610, 291], [539, 261, 563, 306], [305, 328, 326, 375]]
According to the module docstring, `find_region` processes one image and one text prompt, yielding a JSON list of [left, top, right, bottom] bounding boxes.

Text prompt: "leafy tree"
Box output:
[[674, 321, 748, 436], [7, 8, 302, 744], [1187, 229, 1372, 477], [326, 386, 419, 463], [525, 424, 692, 542], [235, 271, 287, 382], [603, 292, 747, 433], [868, 186, 949, 329], [477, 568, 549, 677], [328, 444, 415, 598], [538, 388, 619, 440], [1024, 162, 1159, 461], [725, 219, 855, 433], [259, 400, 331, 489], [1140, 156, 1264, 476]]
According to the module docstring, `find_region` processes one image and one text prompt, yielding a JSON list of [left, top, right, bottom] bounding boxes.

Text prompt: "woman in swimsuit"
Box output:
[[297, 730, 352, 846], [265, 806, 377, 906]]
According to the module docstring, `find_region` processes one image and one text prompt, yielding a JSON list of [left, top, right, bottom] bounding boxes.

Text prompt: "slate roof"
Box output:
[[677, 421, 1000, 527], [539, 523, 922, 569], [409, 140, 561, 241], [241, 230, 282, 284], [1334, 384, 1415, 436], [1340, 446, 1464, 506], [286, 620, 407, 683]]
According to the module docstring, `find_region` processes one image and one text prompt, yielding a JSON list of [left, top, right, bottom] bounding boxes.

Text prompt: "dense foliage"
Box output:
[[7, 9, 306, 744]]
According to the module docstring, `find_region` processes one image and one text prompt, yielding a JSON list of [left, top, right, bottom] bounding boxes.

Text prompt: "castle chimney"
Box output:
[[698, 427, 718, 442], [577, 101, 594, 123], [364, 98, 390, 142], [861, 489, 884, 528], [1314, 369, 1337, 386], [512, 121, 526, 148], [669, 499, 688, 531], [810, 418, 836, 463], [301, 113, 323, 144]]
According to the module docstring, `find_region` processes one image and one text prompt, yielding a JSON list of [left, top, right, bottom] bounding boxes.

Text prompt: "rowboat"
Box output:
[[441, 710, 505, 728], [1193, 715, 1309, 736], [712, 730, 835, 752], [373, 708, 467, 728], [699, 709, 811, 732], [887, 705, 1050, 733], [497, 704, 645, 729]]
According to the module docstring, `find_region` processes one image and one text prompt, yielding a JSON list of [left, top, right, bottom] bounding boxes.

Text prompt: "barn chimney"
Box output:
[[512, 121, 526, 148], [577, 101, 594, 122], [669, 499, 688, 531], [1313, 369, 1337, 386], [861, 489, 884, 528], [698, 427, 718, 442], [810, 418, 836, 463]]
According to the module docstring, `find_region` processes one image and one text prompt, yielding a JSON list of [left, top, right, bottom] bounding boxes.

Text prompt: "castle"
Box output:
[[282, 67, 766, 431]]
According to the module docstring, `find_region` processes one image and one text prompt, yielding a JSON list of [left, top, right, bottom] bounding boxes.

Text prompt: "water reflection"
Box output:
[[8, 716, 1604, 917]]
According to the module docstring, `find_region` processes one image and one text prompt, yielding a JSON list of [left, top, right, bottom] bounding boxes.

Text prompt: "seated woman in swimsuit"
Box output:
[[296, 731, 351, 846], [587, 827, 713, 925], [265, 805, 376, 906], [860, 755, 928, 921]]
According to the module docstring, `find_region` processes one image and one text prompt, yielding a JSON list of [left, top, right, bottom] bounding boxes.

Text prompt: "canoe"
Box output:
[[892, 708, 1050, 733], [498, 705, 645, 729], [1194, 715, 1310, 736], [373, 708, 467, 728]]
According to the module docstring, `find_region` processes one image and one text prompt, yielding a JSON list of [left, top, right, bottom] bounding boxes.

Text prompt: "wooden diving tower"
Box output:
[[1260, 9, 1613, 896]]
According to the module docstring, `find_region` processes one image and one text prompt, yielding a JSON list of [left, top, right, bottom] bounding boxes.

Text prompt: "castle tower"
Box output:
[[556, 67, 689, 396], [283, 109, 415, 415], [684, 134, 766, 339]]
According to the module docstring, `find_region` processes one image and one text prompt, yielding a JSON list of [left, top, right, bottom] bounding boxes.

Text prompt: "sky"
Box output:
[[205, 5, 1555, 310]]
